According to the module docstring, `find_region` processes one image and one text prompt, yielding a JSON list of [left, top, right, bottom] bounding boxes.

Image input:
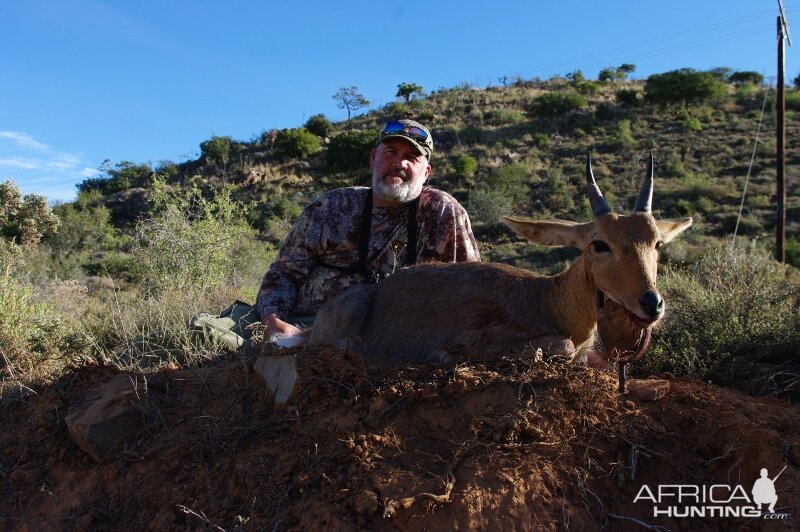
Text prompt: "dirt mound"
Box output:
[[1, 346, 798, 531]]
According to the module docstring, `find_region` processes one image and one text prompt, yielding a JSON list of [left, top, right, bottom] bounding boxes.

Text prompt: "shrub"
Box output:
[[527, 92, 587, 119], [575, 81, 600, 95], [645, 69, 727, 106], [616, 89, 640, 106], [785, 90, 800, 111], [325, 129, 379, 172], [683, 117, 703, 131], [0, 182, 90, 397], [273, 128, 321, 159], [384, 101, 410, 117], [611, 119, 635, 148], [729, 71, 764, 86], [132, 179, 252, 295], [454, 155, 478, 177], [468, 187, 513, 225], [304, 114, 335, 138], [483, 109, 525, 125], [644, 243, 800, 389]]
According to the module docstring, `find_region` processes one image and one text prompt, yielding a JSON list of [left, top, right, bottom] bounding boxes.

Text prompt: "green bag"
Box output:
[[190, 300, 261, 351]]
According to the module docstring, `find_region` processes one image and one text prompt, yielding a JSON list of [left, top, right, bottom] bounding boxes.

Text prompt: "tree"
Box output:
[[304, 114, 335, 137], [0, 180, 59, 275], [199, 136, 233, 180], [729, 71, 764, 86], [273, 128, 321, 159], [794, 73, 800, 88], [333, 86, 370, 119], [396, 82, 424, 103], [618, 64, 636, 78], [645, 69, 727, 106], [598, 68, 616, 82], [566, 70, 585, 83]]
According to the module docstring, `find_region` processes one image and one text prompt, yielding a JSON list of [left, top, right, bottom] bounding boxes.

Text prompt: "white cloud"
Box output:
[[0, 131, 49, 151], [0, 158, 41, 170], [0, 131, 92, 202]]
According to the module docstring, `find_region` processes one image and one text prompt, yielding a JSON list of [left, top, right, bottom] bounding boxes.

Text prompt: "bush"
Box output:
[[616, 89, 641, 106], [645, 69, 728, 106], [644, 243, 800, 389], [132, 179, 252, 295], [468, 187, 513, 225], [483, 109, 525, 125], [325, 129, 379, 172], [785, 90, 800, 112], [454, 155, 478, 177], [683, 117, 703, 132], [527, 92, 587, 119], [575, 81, 600, 95], [729, 71, 764, 86], [304, 114, 335, 138], [273, 128, 321, 159]]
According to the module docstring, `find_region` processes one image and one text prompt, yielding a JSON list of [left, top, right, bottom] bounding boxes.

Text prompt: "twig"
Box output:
[[176, 505, 227, 531]]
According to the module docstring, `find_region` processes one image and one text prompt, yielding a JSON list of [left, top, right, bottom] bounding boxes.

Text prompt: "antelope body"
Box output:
[[308, 154, 692, 363]]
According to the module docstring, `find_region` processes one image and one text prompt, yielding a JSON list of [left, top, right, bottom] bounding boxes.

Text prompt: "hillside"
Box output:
[[1, 68, 800, 530]]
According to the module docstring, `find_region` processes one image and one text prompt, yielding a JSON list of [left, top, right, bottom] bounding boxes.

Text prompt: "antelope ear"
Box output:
[[503, 217, 594, 248], [656, 217, 693, 243]]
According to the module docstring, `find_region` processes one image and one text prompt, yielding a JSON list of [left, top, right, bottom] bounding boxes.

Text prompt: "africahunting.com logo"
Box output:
[[634, 466, 790, 520]]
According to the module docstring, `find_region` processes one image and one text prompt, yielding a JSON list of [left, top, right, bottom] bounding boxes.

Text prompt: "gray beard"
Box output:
[[372, 173, 424, 204]]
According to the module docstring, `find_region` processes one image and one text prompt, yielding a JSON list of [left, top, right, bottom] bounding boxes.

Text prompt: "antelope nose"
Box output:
[[639, 291, 663, 319]]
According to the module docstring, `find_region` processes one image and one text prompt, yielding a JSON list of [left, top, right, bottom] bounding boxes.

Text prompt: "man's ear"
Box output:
[[656, 217, 692, 243], [503, 217, 594, 248], [369, 147, 378, 170]]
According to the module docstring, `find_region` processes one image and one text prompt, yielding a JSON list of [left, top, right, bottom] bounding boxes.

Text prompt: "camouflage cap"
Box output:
[[379, 119, 434, 159]]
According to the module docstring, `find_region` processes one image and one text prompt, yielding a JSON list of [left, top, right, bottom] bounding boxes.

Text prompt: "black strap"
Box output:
[[317, 188, 418, 277], [407, 196, 418, 266], [357, 191, 373, 276]]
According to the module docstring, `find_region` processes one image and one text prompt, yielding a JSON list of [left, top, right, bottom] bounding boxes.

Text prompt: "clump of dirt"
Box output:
[[1, 345, 798, 531]]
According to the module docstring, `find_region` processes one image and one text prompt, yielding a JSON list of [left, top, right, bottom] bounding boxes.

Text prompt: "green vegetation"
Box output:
[[4, 66, 800, 399], [645, 68, 728, 105], [644, 243, 800, 393], [332, 86, 370, 119], [274, 128, 321, 159], [304, 114, 336, 138], [396, 82, 424, 103]]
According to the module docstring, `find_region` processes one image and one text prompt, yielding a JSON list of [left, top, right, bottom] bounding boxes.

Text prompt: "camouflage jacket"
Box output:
[[256, 186, 480, 320]]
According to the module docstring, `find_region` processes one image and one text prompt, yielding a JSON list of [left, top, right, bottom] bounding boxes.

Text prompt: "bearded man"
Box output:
[[256, 119, 480, 338]]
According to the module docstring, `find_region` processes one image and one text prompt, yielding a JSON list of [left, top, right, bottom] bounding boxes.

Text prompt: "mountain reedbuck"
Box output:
[[309, 153, 692, 379]]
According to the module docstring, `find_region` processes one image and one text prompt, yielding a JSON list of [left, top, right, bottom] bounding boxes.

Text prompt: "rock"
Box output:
[[351, 489, 378, 515], [253, 356, 298, 404], [627, 379, 670, 402], [65, 375, 145, 462]]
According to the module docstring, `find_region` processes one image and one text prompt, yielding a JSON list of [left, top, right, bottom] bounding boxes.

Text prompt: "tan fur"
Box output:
[[309, 212, 692, 363]]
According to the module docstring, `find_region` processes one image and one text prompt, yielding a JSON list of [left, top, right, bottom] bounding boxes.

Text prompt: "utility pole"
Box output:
[[776, 1, 792, 262]]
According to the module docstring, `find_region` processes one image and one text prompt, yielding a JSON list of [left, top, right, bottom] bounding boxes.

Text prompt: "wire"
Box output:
[[730, 86, 771, 254]]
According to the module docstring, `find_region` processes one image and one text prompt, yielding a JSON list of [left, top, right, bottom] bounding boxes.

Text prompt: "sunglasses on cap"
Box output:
[[381, 121, 430, 144]]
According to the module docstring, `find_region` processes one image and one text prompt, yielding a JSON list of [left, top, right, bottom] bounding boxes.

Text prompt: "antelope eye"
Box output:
[[655, 240, 663, 250], [592, 240, 611, 253]]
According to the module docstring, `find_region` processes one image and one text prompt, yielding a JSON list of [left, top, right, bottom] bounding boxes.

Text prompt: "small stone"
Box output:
[[65, 375, 145, 462], [627, 379, 670, 402], [253, 356, 298, 404], [351, 489, 378, 515]]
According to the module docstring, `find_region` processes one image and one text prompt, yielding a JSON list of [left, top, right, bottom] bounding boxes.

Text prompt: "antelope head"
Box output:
[[504, 152, 692, 328]]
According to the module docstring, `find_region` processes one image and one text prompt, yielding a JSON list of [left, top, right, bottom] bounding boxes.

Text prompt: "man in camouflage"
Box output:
[[256, 119, 480, 338]]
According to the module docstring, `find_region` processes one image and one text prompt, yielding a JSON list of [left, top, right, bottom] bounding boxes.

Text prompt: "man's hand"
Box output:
[[261, 313, 304, 337]]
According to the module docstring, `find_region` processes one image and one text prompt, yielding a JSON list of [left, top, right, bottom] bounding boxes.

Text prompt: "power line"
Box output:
[[507, 8, 787, 79]]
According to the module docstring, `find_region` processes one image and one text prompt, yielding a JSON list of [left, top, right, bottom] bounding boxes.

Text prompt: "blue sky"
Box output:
[[1, 0, 797, 202]]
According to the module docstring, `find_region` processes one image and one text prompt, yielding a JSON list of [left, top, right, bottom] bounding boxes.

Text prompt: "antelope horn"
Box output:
[[586, 151, 612, 217], [634, 151, 654, 213]]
